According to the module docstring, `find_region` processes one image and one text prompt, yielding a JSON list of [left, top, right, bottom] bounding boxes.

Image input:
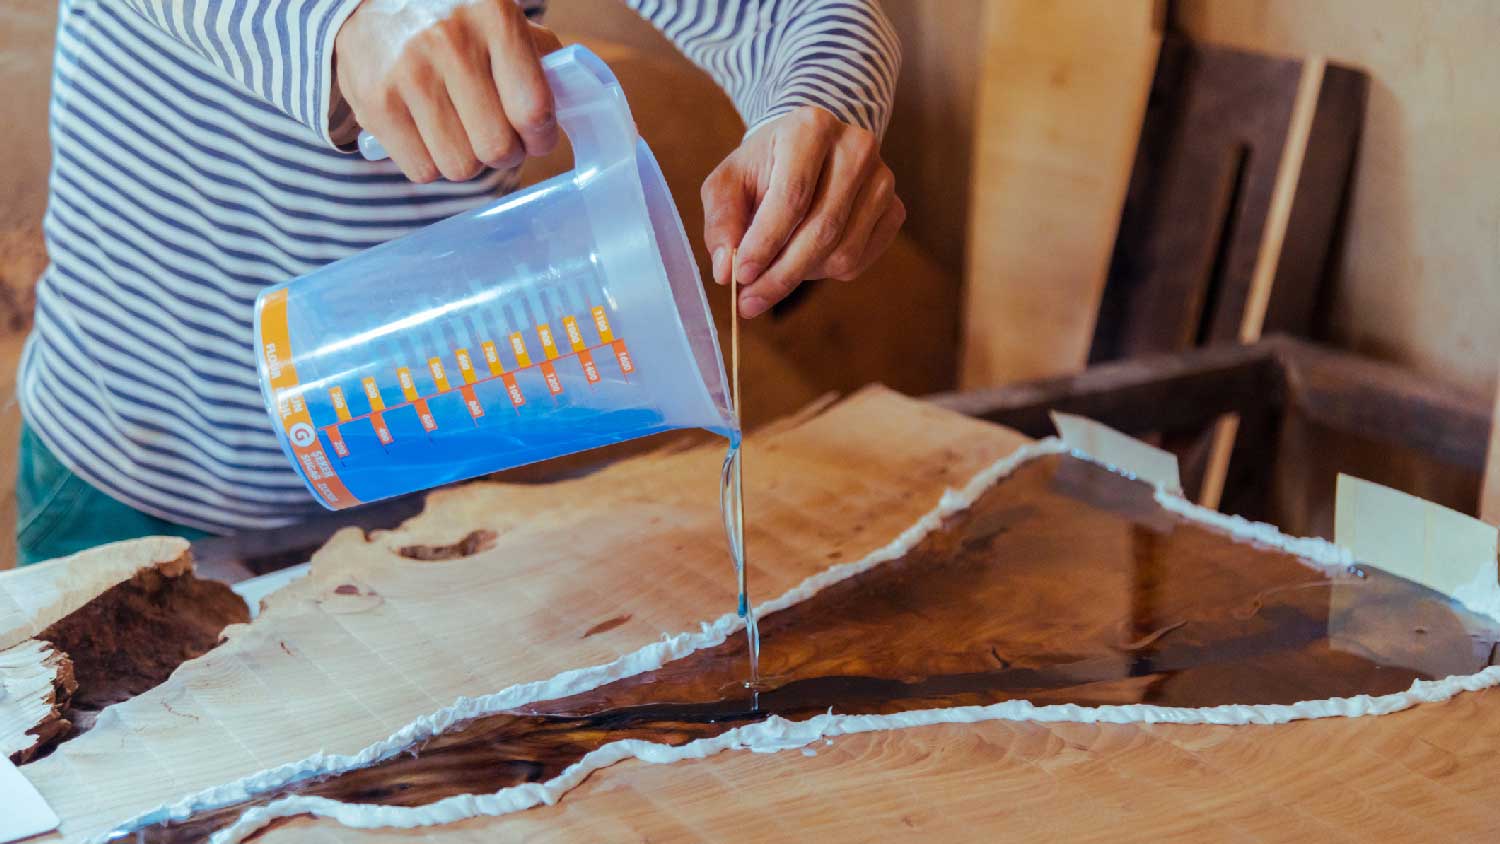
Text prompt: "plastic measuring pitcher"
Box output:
[[254, 45, 733, 510]]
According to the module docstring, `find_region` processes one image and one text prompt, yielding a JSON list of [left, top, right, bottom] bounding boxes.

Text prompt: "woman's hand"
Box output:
[[334, 0, 563, 183], [701, 107, 905, 318]]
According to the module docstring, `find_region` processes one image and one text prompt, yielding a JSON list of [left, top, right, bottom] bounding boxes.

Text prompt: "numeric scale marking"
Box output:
[[318, 308, 634, 454]]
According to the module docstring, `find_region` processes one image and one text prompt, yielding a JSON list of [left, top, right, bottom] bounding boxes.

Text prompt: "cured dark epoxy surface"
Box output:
[[124, 455, 1500, 842]]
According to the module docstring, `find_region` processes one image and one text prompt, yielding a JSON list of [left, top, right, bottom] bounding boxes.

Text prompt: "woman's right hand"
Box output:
[[334, 0, 564, 183]]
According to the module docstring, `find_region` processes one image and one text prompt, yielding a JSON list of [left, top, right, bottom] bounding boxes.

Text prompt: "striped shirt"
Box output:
[[22, 0, 899, 533]]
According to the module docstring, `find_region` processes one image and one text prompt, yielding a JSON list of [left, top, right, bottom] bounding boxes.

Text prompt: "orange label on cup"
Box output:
[[414, 398, 438, 431], [257, 288, 359, 508], [371, 412, 394, 445], [578, 349, 601, 384], [509, 333, 532, 368], [612, 340, 635, 375], [460, 385, 484, 419], [502, 373, 525, 407], [427, 357, 451, 392], [591, 306, 615, 343], [562, 315, 587, 352], [536, 324, 560, 360], [329, 386, 351, 422], [397, 367, 419, 402], [362, 377, 385, 412], [540, 361, 563, 395], [481, 341, 505, 376], [326, 424, 350, 458], [454, 348, 478, 384]]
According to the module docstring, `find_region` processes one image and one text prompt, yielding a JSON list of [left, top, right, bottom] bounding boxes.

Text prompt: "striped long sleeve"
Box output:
[[120, 0, 363, 145], [628, 0, 901, 137], [24, 0, 900, 534]]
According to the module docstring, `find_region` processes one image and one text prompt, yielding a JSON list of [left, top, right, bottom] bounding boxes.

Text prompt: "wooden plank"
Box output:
[[931, 339, 1281, 438], [1278, 339, 1492, 473], [936, 336, 1493, 477], [958, 0, 1159, 388], [1483, 375, 1500, 524], [1090, 41, 1364, 363], [1197, 55, 1327, 509], [1086, 39, 1366, 508]]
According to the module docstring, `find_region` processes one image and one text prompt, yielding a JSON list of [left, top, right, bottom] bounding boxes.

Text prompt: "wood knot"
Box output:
[[581, 614, 633, 639], [397, 529, 499, 561]]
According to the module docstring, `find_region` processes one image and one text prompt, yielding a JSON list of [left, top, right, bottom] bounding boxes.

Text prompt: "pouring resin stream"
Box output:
[[722, 259, 762, 699]]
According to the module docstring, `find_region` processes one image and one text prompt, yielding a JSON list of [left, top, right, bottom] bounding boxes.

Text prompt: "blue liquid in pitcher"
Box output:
[[313, 396, 673, 503]]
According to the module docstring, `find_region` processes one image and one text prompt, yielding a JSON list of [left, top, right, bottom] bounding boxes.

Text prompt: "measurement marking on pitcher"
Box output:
[[329, 386, 352, 422], [325, 425, 350, 458], [318, 339, 628, 442], [396, 367, 420, 402], [455, 348, 478, 384], [563, 316, 601, 385], [536, 323, 565, 397], [362, 377, 386, 411], [427, 357, 451, 392], [510, 333, 533, 367], [592, 307, 631, 380]]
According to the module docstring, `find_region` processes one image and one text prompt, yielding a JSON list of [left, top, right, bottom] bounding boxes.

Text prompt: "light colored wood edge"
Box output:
[[0, 639, 72, 763], [958, 0, 1160, 389], [1198, 56, 1326, 510], [0, 536, 193, 651]]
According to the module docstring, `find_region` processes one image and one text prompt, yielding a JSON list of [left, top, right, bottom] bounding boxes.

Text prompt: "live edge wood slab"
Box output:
[[8, 388, 1500, 842], [1, 538, 248, 765]]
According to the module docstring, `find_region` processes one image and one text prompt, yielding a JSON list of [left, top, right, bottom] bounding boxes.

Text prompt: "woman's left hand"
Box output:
[[700, 106, 905, 318]]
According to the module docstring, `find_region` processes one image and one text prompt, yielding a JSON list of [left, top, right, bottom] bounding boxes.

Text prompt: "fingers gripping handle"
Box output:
[[355, 45, 636, 174]]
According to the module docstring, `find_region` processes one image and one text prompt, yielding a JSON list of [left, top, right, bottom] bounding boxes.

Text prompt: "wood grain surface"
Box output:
[[958, 0, 1159, 388], [12, 389, 1500, 841]]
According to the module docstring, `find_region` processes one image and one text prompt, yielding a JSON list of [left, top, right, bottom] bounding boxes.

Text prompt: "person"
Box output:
[[15, 0, 904, 564]]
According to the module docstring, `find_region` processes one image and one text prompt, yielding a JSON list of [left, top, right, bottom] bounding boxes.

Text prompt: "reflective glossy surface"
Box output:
[[126, 455, 1500, 841]]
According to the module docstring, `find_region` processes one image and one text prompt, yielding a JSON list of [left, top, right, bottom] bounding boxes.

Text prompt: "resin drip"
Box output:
[[721, 435, 762, 696], [722, 257, 760, 697], [115, 455, 1500, 843]]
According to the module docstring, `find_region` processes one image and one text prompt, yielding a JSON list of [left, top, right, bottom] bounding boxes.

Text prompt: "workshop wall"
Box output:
[[0, 0, 51, 332], [1176, 0, 1500, 395]]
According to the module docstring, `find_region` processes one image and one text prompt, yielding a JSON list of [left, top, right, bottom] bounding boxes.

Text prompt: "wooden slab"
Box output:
[[307, 689, 1500, 843], [959, 0, 1159, 388], [15, 389, 1500, 841], [17, 388, 1022, 841], [0, 538, 248, 764]]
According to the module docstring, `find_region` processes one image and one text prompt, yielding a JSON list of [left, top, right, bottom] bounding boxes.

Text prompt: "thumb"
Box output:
[[701, 164, 753, 286]]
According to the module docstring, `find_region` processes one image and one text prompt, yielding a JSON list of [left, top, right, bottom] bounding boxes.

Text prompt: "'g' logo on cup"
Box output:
[[289, 422, 317, 448]]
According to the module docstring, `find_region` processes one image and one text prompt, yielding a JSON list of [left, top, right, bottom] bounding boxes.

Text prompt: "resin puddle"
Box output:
[[107, 451, 1500, 842]]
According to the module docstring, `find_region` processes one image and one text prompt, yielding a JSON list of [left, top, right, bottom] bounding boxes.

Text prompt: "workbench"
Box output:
[[6, 337, 1499, 842]]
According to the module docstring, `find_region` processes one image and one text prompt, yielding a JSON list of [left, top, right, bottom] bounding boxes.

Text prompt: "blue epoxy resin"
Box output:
[[721, 433, 762, 702]]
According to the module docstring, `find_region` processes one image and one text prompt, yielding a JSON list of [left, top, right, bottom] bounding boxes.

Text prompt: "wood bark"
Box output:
[[0, 537, 248, 763]]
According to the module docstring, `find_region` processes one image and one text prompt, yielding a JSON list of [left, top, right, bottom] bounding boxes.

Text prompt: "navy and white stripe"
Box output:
[[22, 0, 900, 533]]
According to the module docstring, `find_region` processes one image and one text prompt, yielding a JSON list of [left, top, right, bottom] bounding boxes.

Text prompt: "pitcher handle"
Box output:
[[355, 45, 636, 175]]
